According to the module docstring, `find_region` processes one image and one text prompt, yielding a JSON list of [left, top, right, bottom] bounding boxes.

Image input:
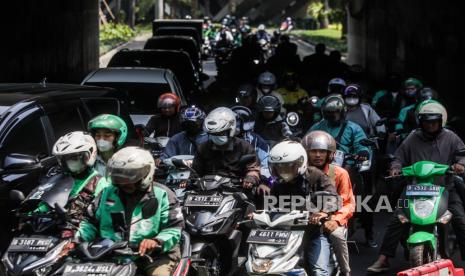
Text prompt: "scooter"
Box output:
[[244, 191, 340, 275], [182, 174, 255, 276], [1, 174, 80, 276], [385, 156, 465, 267]]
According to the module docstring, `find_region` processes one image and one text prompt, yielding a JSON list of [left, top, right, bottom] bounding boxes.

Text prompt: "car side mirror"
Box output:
[[141, 197, 158, 219], [9, 190, 25, 204], [1, 153, 41, 175]]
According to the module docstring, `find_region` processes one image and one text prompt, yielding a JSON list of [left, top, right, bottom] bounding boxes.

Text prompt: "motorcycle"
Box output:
[[1, 174, 80, 276], [384, 150, 465, 267], [244, 192, 339, 275], [173, 155, 257, 276], [161, 155, 194, 201]]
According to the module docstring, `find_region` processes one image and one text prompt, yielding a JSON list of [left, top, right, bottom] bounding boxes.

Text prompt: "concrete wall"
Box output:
[[347, 0, 465, 113], [0, 0, 99, 83]]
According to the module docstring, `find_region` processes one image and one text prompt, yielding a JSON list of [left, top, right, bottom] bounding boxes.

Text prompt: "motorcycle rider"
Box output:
[[160, 106, 208, 161], [191, 107, 261, 190], [395, 86, 437, 137], [231, 105, 270, 178], [276, 71, 309, 108], [367, 100, 465, 273], [256, 24, 271, 43], [308, 95, 373, 245], [235, 83, 258, 115], [328, 78, 347, 96], [343, 84, 386, 137], [302, 131, 355, 276], [268, 141, 337, 275], [35, 132, 110, 226], [88, 114, 128, 176], [256, 71, 285, 112], [255, 95, 293, 147], [146, 93, 182, 138], [77, 147, 183, 276]]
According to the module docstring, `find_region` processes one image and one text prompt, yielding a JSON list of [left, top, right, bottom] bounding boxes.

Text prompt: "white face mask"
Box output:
[[97, 139, 113, 152], [261, 87, 272, 94], [210, 135, 229, 146], [345, 97, 359, 106], [66, 159, 85, 173], [278, 172, 296, 182]]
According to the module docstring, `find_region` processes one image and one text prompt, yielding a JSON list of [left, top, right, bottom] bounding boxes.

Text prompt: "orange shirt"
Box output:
[[323, 164, 355, 226]]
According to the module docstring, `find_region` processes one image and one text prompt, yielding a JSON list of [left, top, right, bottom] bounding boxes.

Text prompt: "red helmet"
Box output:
[[157, 93, 181, 112]]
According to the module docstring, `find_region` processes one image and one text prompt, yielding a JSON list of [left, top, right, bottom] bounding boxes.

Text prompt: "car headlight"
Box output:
[[252, 258, 273, 273], [437, 210, 453, 224], [413, 199, 435, 219]]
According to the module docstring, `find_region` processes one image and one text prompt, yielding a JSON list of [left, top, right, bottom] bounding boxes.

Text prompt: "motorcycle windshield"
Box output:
[[21, 174, 74, 211], [402, 161, 449, 179]]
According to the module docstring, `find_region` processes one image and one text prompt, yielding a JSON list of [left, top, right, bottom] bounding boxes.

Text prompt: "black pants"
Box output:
[[379, 188, 465, 260], [347, 167, 374, 238]]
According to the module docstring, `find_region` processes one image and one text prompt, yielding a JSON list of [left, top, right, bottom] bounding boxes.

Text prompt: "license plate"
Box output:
[[8, 237, 53, 253], [63, 263, 114, 276], [246, 230, 292, 245], [184, 195, 223, 207], [406, 185, 440, 196]]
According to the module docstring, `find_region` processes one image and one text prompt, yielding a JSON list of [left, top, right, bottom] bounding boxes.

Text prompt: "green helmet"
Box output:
[[416, 100, 447, 127], [404, 77, 423, 89], [88, 114, 128, 147]]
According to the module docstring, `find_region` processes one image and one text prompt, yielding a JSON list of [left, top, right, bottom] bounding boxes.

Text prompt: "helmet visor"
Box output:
[[56, 152, 88, 168], [108, 165, 151, 185], [269, 158, 303, 181]]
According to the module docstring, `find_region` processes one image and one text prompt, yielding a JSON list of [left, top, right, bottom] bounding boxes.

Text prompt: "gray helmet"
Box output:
[[258, 71, 277, 87]]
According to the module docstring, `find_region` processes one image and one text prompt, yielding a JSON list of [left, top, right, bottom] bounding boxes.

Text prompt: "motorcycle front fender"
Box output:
[[407, 231, 437, 250]]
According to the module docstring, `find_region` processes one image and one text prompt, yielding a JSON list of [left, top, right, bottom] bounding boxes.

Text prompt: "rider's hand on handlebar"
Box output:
[[155, 158, 162, 167], [139, 239, 158, 256], [257, 184, 271, 195], [323, 220, 339, 234], [452, 163, 465, 174], [309, 212, 328, 225], [356, 151, 369, 161], [243, 175, 257, 189], [389, 167, 401, 177]]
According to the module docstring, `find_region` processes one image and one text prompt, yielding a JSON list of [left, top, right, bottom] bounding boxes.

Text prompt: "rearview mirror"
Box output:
[[2, 153, 41, 174], [286, 112, 300, 127], [9, 190, 25, 204], [172, 158, 188, 168], [141, 197, 158, 219], [239, 154, 255, 165]]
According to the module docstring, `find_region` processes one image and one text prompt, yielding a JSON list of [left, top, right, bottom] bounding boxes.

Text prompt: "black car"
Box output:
[[82, 67, 187, 126], [0, 83, 137, 250]]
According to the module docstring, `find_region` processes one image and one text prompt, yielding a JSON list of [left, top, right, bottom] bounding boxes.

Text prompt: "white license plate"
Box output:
[[247, 230, 291, 245], [184, 195, 223, 207], [8, 237, 53, 253], [63, 263, 114, 276]]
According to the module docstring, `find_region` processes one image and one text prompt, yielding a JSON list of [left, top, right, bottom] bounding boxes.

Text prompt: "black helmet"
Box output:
[[236, 84, 257, 101], [322, 95, 346, 123], [257, 95, 281, 113], [231, 105, 255, 133], [180, 106, 206, 134]]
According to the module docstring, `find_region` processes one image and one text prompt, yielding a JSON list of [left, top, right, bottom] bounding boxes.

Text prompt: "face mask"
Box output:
[[66, 159, 85, 174], [345, 97, 359, 106], [97, 139, 113, 152], [261, 87, 271, 94], [210, 135, 229, 146], [279, 172, 295, 182]]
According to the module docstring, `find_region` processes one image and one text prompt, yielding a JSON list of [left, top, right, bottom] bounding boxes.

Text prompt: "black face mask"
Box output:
[[325, 112, 342, 125]]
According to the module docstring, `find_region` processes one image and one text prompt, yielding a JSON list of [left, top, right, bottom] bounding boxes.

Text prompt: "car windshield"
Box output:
[[86, 82, 172, 115]]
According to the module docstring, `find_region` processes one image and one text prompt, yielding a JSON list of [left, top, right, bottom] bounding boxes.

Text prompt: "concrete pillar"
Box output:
[[0, 0, 99, 83]]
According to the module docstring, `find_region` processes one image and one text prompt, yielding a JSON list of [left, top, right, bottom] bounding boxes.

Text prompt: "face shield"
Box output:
[[107, 165, 151, 186], [269, 157, 304, 182], [56, 152, 88, 174]]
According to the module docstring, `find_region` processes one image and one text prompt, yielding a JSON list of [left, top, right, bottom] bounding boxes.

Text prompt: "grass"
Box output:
[[293, 28, 347, 54], [99, 23, 152, 56]]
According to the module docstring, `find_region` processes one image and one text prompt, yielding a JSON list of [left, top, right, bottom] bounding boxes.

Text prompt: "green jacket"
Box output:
[[35, 169, 109, 213], [396, 104, 416, 138], [308, 120, 370, 156], [77, 184, 183, 254]]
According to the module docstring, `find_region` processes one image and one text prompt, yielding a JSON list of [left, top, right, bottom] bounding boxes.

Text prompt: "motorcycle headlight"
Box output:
[[437, 210, 453, 224], [252, 258, 273, 273], [217, 201, 235, 215], [413, 199, 435, 219], [34, 265, 53, 276]]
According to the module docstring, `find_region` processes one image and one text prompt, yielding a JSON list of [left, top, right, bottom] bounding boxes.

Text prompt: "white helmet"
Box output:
[[53, 131, 97, 173], [107, 147, 155, 190], [204, 107, 237, 137], [258, 24, 266, 31], [268, 141, 307, 182]]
